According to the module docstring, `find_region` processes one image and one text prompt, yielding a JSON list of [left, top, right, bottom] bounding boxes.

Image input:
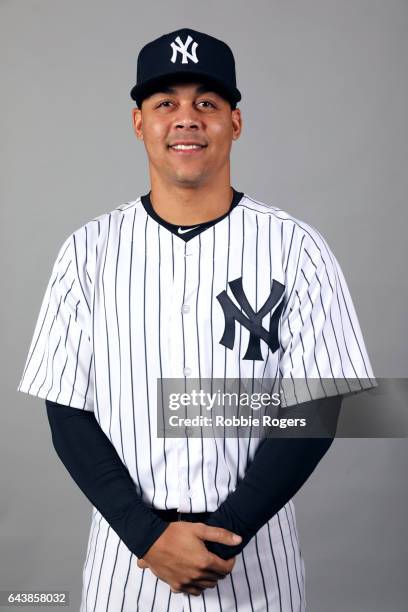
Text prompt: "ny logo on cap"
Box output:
[[170, 35, 199, 64], [216, 277, 285, 361]]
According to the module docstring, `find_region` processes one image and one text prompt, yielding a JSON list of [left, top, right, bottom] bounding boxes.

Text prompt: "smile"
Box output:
[[168, 144, 207, 154]]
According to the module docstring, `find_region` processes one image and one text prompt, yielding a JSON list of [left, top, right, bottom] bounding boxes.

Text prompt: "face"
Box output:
[[131, 81, 242, 188]]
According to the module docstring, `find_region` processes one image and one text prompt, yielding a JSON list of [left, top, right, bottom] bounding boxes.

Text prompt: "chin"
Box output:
[[173, 173, 205, 187]]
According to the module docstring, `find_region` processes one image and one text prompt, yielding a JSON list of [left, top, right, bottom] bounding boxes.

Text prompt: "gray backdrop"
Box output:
[[2, 0, 407, 610]]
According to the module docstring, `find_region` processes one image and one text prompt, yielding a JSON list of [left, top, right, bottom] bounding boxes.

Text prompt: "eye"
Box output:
[[156, 100, 174, 108], [197, 100, 216, 108], [155, 99, 217, 109]]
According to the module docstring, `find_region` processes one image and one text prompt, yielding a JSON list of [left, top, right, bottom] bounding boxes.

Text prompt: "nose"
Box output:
[[173, 105, 203, 130], [175, 119, 199, 130], [174, 117, 201, 130]]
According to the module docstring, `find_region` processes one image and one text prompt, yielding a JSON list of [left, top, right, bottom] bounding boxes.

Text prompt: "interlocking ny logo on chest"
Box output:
[[216, 277, 285, 361]]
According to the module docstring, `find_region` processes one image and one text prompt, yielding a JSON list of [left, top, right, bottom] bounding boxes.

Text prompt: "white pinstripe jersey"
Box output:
[[17, 192, 376, 612]]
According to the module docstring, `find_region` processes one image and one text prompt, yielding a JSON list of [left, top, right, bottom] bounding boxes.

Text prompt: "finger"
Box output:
[[205, 552, 236, 575], [197, 569, 227, 580], [137, 559, 149, 569], [196, 524, 242, 546], [188, 579, 217, 589], [183, 586, 203, 596]]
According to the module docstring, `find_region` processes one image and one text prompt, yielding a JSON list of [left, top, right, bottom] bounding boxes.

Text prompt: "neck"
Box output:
[[148, 178, 233, 225]]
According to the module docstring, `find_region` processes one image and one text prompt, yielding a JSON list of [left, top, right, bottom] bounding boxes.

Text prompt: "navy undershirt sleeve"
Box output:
[[203, 395, 342, 559], [45, 399, 169, 559], [45, 395, 341, 561]]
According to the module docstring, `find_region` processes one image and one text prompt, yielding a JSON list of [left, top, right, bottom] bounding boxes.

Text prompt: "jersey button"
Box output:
[[181, 304, 190, 314], [183, 367, 192, 376]]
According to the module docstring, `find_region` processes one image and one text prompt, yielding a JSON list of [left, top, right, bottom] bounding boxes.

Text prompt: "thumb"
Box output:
[[137, 559, 149, 569], [196, 524, 242, 546]]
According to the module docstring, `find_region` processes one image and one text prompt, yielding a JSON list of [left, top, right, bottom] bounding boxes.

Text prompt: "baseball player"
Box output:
[[17, 27, 376, 612]]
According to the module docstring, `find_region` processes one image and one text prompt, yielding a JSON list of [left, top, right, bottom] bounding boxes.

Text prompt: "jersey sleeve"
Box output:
[[278, 224, 377, 406], [17, 232, 94, 411]]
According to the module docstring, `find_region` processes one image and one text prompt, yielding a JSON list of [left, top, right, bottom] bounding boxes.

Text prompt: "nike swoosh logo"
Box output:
[[177, 226, 200, 234]]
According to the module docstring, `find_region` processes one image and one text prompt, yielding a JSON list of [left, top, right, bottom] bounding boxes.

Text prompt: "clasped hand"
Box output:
[[136, 521, 242, 596]]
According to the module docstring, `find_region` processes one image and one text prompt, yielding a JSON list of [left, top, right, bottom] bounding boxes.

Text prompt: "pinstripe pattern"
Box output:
[[17, 193, 376, 611]]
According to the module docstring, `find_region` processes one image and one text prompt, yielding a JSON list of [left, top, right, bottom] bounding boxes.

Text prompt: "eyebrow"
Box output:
[[154, 84, 216, 95]]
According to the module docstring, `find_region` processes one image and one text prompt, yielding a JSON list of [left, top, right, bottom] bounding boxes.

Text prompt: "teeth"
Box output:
[[171, 144, 203, 150]]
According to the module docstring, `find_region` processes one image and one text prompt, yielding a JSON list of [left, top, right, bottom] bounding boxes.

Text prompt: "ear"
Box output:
[[231, 108, 242, 141], [132, 107, 144, 140]]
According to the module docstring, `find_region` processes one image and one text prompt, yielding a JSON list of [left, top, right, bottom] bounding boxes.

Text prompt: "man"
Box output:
[[17, 27, 376, 611]]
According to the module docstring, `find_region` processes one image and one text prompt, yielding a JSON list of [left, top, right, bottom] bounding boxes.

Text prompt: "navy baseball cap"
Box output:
[[130, 27, 242, 108]]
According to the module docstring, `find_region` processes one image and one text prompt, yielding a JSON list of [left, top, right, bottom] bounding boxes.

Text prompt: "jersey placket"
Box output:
[[167, 238, 200, 512]]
